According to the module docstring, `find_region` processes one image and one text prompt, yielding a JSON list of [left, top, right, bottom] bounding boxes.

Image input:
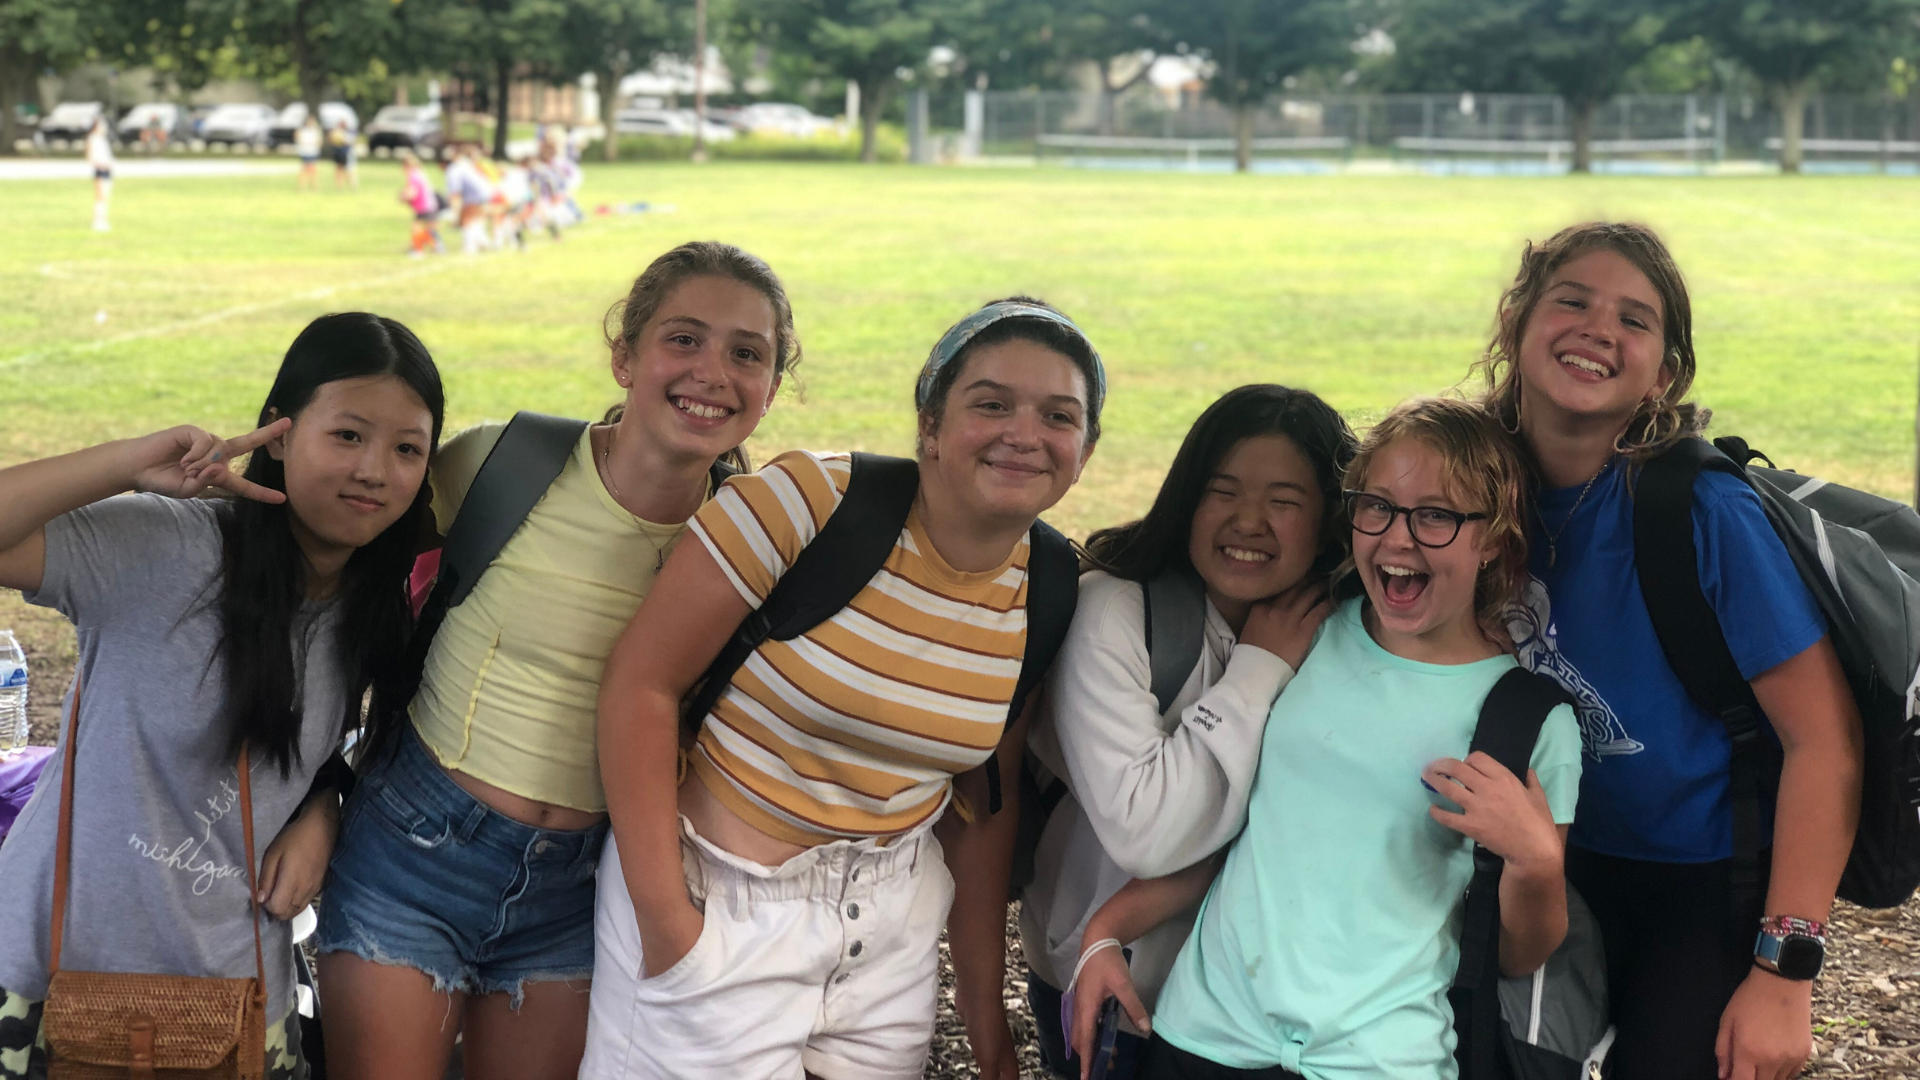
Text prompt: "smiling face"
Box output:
[[270, 374, 434, 558], [1351, 436, 1498, 663], [1187, 434, 1326, 623], [1515, 248, 1671, 435], [919, 339, 1093, 531], [614, 274, 782, 466]]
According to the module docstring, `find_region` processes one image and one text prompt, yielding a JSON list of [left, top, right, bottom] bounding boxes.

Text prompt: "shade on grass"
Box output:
[[3, 161, 1915, 540]]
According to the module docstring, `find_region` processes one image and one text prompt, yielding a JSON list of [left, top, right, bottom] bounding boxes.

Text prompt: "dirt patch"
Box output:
[[4, 592, 1913, 1078]]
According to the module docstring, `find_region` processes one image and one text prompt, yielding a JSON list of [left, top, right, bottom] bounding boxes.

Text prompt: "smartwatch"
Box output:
[[1753, 915, 1826, 981]]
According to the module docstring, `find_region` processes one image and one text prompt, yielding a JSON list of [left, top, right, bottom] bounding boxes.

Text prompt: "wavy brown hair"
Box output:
[[1341, 397, 1531, 629], [1473, 222, 1707, 462], [602, 241, 803, 472]]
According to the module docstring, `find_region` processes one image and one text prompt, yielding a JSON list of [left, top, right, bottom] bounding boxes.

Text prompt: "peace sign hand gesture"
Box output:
[[126, 419, 293, 505]]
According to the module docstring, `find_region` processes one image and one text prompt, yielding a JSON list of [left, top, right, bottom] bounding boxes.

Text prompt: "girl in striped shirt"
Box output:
[[586, 298, 1104, 1080]]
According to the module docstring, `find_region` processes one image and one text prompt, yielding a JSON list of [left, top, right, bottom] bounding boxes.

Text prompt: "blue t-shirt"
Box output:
[[1512, 456, 1826, 863], [1153, 600, 1582, 1079]]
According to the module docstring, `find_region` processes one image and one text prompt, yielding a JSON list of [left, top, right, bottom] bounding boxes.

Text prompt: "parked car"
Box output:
[[188, 105, 219, 140], [269, 101, 359, 147], [728, 102, 832, 138], [614, 107, 735, 142], [200, 103, 278, 148], [116, 103, 190, 146], [34, 102, 104, 148], [365, 104, 444, 156]]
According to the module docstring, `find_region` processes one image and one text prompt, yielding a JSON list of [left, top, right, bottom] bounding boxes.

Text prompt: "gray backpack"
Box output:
[[1636, 436, 1920, 911]]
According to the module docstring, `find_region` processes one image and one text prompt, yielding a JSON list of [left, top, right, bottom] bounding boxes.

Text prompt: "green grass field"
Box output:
[[5, 161, 1918, 532]]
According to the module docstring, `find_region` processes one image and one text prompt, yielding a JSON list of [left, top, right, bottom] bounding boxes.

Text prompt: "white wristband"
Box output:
[[1067, 937, 1123, 995]]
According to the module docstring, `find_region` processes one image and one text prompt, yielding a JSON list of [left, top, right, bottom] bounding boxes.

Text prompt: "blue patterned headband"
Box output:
[[915, 301, 1107, 425]]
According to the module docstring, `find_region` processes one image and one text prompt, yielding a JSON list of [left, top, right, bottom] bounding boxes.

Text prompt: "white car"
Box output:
[[365, 104, 444, 156], [117, 103, 188, 143], [35, 102, 104, 147], [729, 103, 831, 138], [200, 103, 278, 148], [270, 102, 359, 146], [614, 107, 735, 142]]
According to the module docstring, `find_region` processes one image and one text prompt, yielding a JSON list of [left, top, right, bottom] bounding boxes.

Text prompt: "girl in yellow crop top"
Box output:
[[314, 242, 802, 1080]]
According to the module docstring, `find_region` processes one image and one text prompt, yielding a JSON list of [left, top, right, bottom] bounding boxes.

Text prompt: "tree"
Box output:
[[400, 0, 571, 160], [0, 0, 90, 154], [1683, 0, 1920, 172], [230, 0, 401, 111], [1156, 0, 1366, 172], [746, 0, 940, 161], [1387, 0, 1671, 173], [559, 0, 678, 161], [1051, 0, 1165, 133]]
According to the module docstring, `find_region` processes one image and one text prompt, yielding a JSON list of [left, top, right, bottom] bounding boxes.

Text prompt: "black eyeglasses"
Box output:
[[1343, 490, 1488, 549]]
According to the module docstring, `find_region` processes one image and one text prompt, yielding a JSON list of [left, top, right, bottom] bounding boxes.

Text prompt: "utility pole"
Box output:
[[691, 0, 709, 163]]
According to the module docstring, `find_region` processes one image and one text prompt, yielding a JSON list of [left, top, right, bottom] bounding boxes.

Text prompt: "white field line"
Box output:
[[1, 259, 459, 371]]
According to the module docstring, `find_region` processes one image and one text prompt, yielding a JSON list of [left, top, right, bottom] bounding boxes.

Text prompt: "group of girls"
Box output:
[[0, 222, 1862, 1080]]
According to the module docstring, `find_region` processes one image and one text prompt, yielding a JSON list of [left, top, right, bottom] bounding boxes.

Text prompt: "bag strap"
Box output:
[[1632, 437, 1776, 918], [1143, 564, 1208, 716], [682, 452, 919, 737], [1450, 667, 1569, 1080], [984, 518, 1079, 815], [50, 673, 265, 994]]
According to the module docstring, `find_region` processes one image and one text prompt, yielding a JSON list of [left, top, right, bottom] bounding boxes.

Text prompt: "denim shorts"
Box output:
[[313, 726, 607, 1006]]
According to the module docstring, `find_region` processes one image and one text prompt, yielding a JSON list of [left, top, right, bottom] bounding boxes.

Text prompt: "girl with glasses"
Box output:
[[1018, 385, 1355, 1079], [1067, 397, 1582, 1080]]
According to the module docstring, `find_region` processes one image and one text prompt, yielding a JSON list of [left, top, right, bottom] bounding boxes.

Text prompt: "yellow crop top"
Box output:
[[410, 422, 694, 812]]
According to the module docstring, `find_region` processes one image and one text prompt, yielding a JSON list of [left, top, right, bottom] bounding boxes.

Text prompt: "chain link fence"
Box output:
[[909, 89, 1920, 173]]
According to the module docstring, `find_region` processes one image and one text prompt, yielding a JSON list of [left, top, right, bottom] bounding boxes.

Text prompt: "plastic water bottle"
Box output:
[[0, 631, 26, 754]]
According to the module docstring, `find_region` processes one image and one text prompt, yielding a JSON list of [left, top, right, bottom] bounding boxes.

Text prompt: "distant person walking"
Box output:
[[329, 120, 358, 191], [443, 146, 495, 255], [399, 150, 442, 258], [296, 116, 324, 191], [85, 117, 112, 232]]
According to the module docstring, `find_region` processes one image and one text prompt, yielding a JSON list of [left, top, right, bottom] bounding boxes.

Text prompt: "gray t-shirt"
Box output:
[[0, 494, 344, 1022]]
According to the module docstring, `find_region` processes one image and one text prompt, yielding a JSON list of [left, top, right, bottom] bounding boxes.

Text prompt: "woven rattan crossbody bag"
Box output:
[[42, 674, 268, 1080]]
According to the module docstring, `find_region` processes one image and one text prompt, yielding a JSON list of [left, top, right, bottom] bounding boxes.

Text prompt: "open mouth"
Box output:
[[1377, 563, 1430, 608], [1221, 545, 1273, 565], [1555, 349, 1615, 379], [671, 395, 733, 421]]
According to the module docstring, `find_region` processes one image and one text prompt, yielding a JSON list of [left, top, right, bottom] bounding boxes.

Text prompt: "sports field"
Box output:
[[6, 160, 1920, 1073]]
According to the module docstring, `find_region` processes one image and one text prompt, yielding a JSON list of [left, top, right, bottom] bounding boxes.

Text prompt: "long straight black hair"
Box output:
[[1084, 384, 1357, 583], [218, 313, 445, 776]]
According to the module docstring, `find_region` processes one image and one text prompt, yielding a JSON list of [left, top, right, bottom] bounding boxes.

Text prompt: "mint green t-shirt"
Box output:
[[1152, 599, 1582, 1079]]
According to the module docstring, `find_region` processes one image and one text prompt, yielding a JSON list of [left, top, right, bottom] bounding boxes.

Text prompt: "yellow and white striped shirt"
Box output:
[[687, 450, 1030, 845]]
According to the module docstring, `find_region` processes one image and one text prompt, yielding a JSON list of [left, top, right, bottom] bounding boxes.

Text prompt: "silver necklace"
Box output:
[[601, 432, 669, 572], [1537, 462, 1607, 568]]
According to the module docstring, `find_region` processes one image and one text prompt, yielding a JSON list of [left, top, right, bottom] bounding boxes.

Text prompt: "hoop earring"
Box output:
[[1500, 380, 1523, 436], [1612, 396, 1680, 456]]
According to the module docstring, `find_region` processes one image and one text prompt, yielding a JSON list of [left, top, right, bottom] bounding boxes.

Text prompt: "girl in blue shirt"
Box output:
[[1477, 222, 1862, 1080], [1068, 397, 1583, 1080]]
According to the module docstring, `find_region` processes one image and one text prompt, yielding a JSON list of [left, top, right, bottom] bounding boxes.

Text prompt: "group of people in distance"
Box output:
[[295, 116, 361, 194], [0, 223, 1860, 1080], [405, 135, 585, 258]]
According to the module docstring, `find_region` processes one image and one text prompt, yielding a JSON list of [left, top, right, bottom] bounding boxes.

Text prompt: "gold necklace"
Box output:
[[1537, 462, 1607, 568], [600, 431, 669, 572]]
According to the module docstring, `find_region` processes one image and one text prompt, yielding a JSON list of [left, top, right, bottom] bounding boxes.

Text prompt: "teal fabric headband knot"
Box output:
[[915, 301, 1107, 424]]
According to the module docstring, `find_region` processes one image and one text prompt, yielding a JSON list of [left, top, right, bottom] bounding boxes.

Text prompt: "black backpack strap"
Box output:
[[1451, 668, 1570, 1080], [401, 412, 587, 712], [1634, 438, 1778, 918], [1143, 564, 1208, 716], [682, 453, 919, 737], [984, 519, 1079, 814]]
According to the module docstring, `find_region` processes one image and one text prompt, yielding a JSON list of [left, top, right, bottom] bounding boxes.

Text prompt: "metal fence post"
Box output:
[[963, 90, 983, 160], [908, 88, 930, 164]]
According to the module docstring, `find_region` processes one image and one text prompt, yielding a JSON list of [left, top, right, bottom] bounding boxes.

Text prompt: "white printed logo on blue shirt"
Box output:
[[1507, 579, 1643, 762]]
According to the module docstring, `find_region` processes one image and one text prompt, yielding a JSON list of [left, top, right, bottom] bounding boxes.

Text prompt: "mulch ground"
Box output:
[[7, 607, 1915, 1079]]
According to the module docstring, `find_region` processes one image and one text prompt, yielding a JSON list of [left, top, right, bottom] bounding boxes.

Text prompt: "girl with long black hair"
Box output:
[[1020, 385, 1356, 1079], [0, 312, 445, 1080]]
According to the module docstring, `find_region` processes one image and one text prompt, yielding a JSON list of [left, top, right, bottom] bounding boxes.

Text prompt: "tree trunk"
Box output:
[[292, 0, 322, 110], [1098, 63, 1116, 137], [1233, 101, 1252, 173], [0, 46, 22, 157], [1776, 80, 1810, 174], [1569, 97, 1595, 174], [601, 64, 624, 162], [859, 78, 885, 163], [493, 55, 512, 161]]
